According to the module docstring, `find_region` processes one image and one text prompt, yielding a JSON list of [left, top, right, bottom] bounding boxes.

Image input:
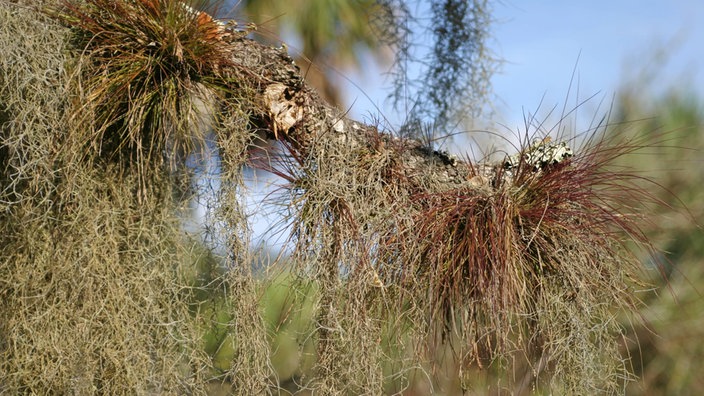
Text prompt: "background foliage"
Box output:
[[614, 86, 704, 396]]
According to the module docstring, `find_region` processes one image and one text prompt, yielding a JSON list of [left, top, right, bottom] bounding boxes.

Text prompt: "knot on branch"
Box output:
[[263, 83, 305, 140]]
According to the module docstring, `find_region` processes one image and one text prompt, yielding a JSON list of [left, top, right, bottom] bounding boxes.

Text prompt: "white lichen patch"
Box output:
[[504, 137, 573, 171]]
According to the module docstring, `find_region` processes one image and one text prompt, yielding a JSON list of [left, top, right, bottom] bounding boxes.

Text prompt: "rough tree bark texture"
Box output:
[[230, 33, 485, 190]]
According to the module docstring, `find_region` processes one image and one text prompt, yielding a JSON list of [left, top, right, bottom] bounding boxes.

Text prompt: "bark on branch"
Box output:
[[225, 32, 496, 194]]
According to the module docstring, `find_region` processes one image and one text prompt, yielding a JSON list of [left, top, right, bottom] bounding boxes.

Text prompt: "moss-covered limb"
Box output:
[[210, 7, 654, 393], [1, 1, 666, 393], [208, 21, 489, 196]]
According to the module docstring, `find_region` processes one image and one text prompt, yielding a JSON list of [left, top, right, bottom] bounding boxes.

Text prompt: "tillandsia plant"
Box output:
[[49, 0, 246, 178], [402, 130, 658, 392]]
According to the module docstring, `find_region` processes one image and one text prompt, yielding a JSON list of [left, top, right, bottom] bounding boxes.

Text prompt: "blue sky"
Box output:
[[490, 1, 704, 129], [342, 1, 704, 135]]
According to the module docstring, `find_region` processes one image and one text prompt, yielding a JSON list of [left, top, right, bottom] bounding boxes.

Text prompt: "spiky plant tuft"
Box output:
[[398, 128, 663, 392], [51, 0, 235, 171]]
